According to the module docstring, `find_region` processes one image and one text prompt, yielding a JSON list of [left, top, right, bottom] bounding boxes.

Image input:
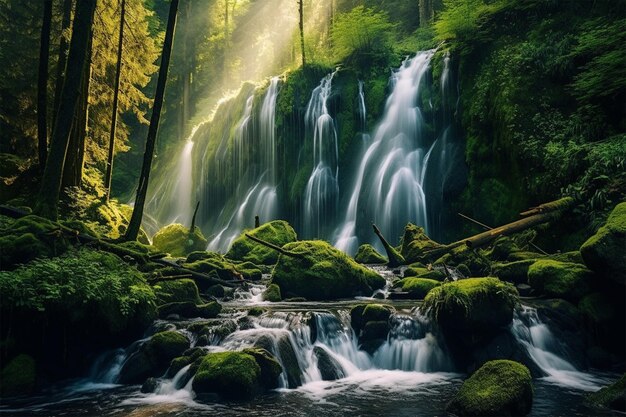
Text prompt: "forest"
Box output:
[[0, 0, 624, 415]]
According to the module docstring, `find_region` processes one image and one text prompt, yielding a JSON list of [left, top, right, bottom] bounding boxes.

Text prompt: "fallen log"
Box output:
[[372, 223, 406, 267], [244, 233, 306, 259]]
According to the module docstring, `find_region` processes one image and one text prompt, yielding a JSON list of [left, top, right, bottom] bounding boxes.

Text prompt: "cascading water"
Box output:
[[302, 70, 340, 239], [334, 51, 434, 254], [207, 78, 280, 252], [357, 80, 367, 131]]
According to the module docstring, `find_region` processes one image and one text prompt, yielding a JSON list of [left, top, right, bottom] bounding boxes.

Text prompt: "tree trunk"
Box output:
[[372, 224, 406, 267], [124, 0, 180, 241], [298, 0, 305, 67], [37, 0, 53, 172], [104, 0, 126, 201], [52, 0, 73, 131], [36, 0, 97, 220], [62, 29, 93, 188]]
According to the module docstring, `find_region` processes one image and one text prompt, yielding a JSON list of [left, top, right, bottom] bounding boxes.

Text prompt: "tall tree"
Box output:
[[52, 0, 73, 131], [298, 0, 306, 67], [104, 0, 126, 201], [125, 0, 180, 241], [37, 0, 53, 171], [36, 0, 97, 220]]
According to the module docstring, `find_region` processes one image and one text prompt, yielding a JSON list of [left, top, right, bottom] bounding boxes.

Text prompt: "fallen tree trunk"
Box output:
[[372, 224, 406, 267], [245, 233, 306, 259]]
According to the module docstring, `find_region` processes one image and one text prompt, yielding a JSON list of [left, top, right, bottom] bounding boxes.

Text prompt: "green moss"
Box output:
[[154, 279, 201, 305], [0, 354, 35, 397], [350, 303, 394, 335], [400, 278, 441, 299], [578, 293, 616, 324], [152, 224, 208, 258], [262, 283, 282, 302], [270, 240, 385, 300], [184, 252, 240, 283], [423, 278, 518, 344], [586, 374, 626, 411], [447, 360, 533, 417], [507, 251, 547, 261], [581, 202, 626, 285], [158, 301, 221, 319], [527, 260, 594, 302], [248, 307, 265, 316], [552, 251, 584, 264], [491, 260, 537, 284], [234, 261, 263, 281], [354, 244, 387, 264], [147, 331, 190, 360], [0, 153, 23, 177], [400, 223, 443, 263], [192, 351, 261, 400], [403, 266, 445, 281], [241, 348, 283, 390], [226, 220, 297, 265]]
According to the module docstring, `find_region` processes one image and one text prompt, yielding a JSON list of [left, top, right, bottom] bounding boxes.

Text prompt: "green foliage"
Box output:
[[226, 220, 297, 265], [0, 248, 157, 334], [0, 354, 36, 397], [271, 240, 385, 300], [527, 259, 594, 302], [331, 6, 396, 68], [447, 359, 533, 417], [192, 351, 261, 400], [152, 224, 208, 258]]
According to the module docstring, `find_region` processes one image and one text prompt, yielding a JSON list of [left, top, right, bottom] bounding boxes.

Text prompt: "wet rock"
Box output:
[[157, 301, 221, 319], [527, 260, 594, 302], [262, 283, 282, 302], [314, 347, 345, 381], [396, 278, 441, 299], [585, 374, 626, 412], [152, 224, 208, 258], [242, 348, 283, 390], [192, 351, 261, 400], [140, 377, 158, 393]]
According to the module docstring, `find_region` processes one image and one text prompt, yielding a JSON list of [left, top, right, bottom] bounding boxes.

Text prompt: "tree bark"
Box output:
[[104, 0, 126, 201], [372, 224, 406, 267], [37, 0, 53, 172], [36, 0, 97, 220], [124, 0, 180, 241], [298, 0, 305, 67], [52, 0, 73, 132]]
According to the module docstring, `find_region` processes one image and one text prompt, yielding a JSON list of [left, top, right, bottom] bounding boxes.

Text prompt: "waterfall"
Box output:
[[335, 51, 434, 254], [511, 305, 609, 391], [358, 80, 367, 131], [302, 70, 340, 239]]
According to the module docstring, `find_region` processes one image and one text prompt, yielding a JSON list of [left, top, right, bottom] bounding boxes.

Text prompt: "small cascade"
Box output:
[[357, 80, 367, 131], [334, 51, 434, 254], [302, 70, 340, 239], [511, 305, 608, 391], [233, 95, 254, 182]]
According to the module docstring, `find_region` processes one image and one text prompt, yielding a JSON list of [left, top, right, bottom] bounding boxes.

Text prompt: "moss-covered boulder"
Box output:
[[527, 260, 594, 302], [158, 301, 221, 319], [152, 224, 208, 258], [183, 252, 243, 284], [491, 260, 537, 284], [350, 304, 394, 351], [586, 374, 626, 412], [192, 351, 262, 400], [154, 279, 202, 305], [262, 283, 282, 302], [270, 240, 385, 300], [447, 360, 533, 416], [119, 331, 190, 384], [400, 223, 444, 263], [580, 202, 626, 285], [434, 246, 491, 277], [354, 244, 387, 264], [403, 266, 446, 281], [424, 278, 518, 346], [234, 261, 263, 281], [0, 354, 36, 397], [398, 278, 441, 299], [241, 348, 283, 390], [226, 220, 297, 265]]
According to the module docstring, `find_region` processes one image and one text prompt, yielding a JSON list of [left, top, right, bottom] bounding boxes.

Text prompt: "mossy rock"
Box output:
[[158, 301, 221, 319], [152, 224, 208, 258], [552, 251, 584, 264], [481, 237, 519, 262], [262, 283, 282, 302], [400, 223, 444, 263], [403, 266, 445, 281], [434, 246, 491, 277], [184, 252, 240, 283], [491, 260, 537, 284], [424, 278, 518, 346], [0, 215, 71, 269], [447, 360, 533, 416], [0, 354, 35, 397], [580, 202, 626, 285], [507, 251, 547, 261], [192, 351, 261, 400], [241, 348, 283, 390], [206, 284, 225, 298], [234, 261, 263, 281], [578, 293, 616, 324], [399, 278, 441, 299], [586, 374, 626, 412], [149, 331, 190, 360], [354, 244, 387, 264], [270, 240, 385, 300], [226, 220, 297, 265], [0, 153, 23, 177], [350, 303, 394, 335], [527, 260, 594, 302], [154, 279, 202, 305]]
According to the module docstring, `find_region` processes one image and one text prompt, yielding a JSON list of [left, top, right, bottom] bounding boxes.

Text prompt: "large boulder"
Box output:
[[226, 220, 297, 265], [152, 224, 208, 258], [354, 244, 387, 264], [586, 374, 626, 412], [270, 240, 385, 300], [0, 354, 36, 397], [423, 278, 518, 348], [447, 360, 533, 416], [192, 351, 262, 400], [527, 260, 593, 302], [580, 202, 626, 285], [154, 279, 202, 305], [396, 278, 441, 299]]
